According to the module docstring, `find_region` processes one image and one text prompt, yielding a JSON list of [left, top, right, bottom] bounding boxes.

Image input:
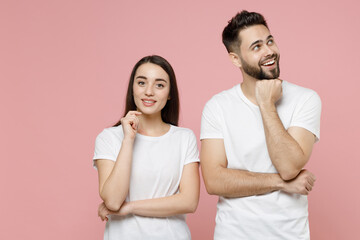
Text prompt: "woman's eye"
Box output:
[[156, 84, 164, 88], [138, 81, 145, 86]]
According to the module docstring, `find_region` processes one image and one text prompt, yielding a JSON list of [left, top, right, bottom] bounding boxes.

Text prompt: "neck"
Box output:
[[137, 112, 170, 137], [240, 72, 259, 105]]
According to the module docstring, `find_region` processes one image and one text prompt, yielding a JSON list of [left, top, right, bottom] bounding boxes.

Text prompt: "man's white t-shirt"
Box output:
[[93, 125, 199, 240], [200, 81, 321, 240]]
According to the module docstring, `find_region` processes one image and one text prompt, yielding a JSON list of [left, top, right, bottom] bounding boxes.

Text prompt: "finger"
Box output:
[[120, 117, 126, 124], [126, 117, 138, 130], [122, 116, 137, 129], [125, 115, 139, 130], [307, 171, 316, 181], [312, 174, 316, 182], [132, 116, 140, 130], [100, 211, 106, 221], [126, 111, 142, 117], [302, 189, 309, 195], [307, 177, 315, 186]]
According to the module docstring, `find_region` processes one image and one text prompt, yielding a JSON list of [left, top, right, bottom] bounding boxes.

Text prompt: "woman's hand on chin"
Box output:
[[121, 111, 142, 140]]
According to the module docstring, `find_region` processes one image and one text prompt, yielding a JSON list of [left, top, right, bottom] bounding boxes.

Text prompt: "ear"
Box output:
[[229, 52, 242, 68]]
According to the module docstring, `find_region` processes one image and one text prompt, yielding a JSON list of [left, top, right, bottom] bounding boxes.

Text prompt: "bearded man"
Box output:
[[200, 10, 321, 239]]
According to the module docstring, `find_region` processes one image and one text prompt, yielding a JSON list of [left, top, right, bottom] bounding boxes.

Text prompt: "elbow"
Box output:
[[205, 186, 217, 196], [100, 194, 122, 212], [203, 179, 219, 196], [103, 200, 121, 212], [186, 202, 198, 214], [184, 197, 199, 214], [100, 191, 124, 212], [279, 169, 300, 181]]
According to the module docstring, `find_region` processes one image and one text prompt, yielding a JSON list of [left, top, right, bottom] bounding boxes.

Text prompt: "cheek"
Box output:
[[132, 85, 142, 98], [161, 90, 170, 101], [158, 88, 170, 103]]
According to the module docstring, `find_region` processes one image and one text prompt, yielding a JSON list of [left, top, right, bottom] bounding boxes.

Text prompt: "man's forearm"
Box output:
[[204, 167, 284, 198], [259, 103, 306, 180]]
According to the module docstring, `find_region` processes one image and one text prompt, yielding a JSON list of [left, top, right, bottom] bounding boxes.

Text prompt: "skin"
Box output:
[[201, 24, 316, 198], [96, 62, 200, 220]]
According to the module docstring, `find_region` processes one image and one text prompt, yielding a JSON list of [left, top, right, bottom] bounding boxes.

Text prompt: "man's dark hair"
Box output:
[[222, 10, 268, 53]]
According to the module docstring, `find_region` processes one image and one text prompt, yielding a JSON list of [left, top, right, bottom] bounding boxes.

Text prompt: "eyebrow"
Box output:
[[249, 35, 274, 49], [249, 40, 262, 49], [135, 76, 167, 82]]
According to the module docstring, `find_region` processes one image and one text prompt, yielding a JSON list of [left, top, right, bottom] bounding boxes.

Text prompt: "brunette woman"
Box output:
[[93, 55, 200, 239]]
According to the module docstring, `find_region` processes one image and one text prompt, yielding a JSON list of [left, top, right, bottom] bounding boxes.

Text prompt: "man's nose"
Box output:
[[263, 44, 275, 57]]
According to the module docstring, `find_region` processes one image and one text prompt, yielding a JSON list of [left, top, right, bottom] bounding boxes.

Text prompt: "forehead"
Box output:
[[238, 24, 271, 48], [135, 63, 169, 80]]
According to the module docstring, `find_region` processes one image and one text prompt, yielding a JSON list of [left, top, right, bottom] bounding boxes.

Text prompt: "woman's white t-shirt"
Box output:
[[93, 125, 199, 240]]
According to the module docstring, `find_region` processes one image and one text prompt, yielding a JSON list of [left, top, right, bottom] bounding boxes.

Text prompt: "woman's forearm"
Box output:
[[116, 192, 198, 218], [100, 138, 134, 211]]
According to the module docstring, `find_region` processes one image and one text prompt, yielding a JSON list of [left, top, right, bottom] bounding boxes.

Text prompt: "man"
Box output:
[[200, 11, 321, 239]]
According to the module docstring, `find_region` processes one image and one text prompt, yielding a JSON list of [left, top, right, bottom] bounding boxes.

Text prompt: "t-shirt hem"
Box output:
[[93, 155, 116, 161], [184, 158, 200, 165], [93, 156, 116, 170], [289, 123, 320, 141], [200, 134, 224, 140]]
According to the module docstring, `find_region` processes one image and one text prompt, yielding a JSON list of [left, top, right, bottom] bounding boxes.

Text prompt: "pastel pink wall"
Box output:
[[1, 0, 359, 239]]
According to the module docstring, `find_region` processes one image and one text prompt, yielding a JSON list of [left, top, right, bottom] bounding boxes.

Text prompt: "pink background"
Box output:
[[1, 0, 359, 239]]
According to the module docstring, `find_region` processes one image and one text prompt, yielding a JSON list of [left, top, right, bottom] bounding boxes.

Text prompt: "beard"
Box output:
[[240, 54, 280, 80]]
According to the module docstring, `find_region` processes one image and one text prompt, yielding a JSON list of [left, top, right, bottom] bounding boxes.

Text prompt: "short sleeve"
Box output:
[[290, 92, 322, 141], [200, 98, 224, 140], [93, 130, 117, 169], [184, 130, 200, 165]]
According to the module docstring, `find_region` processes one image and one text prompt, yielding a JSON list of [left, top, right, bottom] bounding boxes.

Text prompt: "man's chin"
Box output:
[[258, 74, 279, 80], [261, 71, 280, 80]]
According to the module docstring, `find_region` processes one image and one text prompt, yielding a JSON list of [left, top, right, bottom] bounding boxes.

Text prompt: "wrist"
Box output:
[[122, 137, 135, 144], [258, 101, 276, 111], [127, 201, 135, 215], [274, 174, 285, 191]]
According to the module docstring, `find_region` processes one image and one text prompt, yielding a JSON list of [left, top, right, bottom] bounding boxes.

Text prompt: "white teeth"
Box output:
[[263, 60, 275, 66], [143, 100, 155, 103]]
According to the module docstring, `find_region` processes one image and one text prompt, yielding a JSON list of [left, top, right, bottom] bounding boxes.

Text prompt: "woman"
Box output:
[[93, 55, 200, 239]]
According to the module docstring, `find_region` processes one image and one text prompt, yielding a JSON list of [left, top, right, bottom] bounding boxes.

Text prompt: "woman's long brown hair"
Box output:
[[113, 55, 180, 127]]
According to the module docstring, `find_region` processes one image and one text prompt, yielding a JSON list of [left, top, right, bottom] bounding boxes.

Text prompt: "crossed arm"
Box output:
[[255, 79, 316, 180], [201, 80, 317, 198], [96, 139, 135, 211], [200, 138, 315, 198], [259, 105, 316, 180], [96, 158, 200, 220]]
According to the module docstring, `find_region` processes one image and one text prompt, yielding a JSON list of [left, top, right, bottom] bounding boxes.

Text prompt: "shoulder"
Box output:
[[171, 125, 196, 138], [96, 125, 124, 143], [170, 126, 198, 152], [283, 81, 320, 98], [204, 84, 240, 109], [283, 81, 321, 104]]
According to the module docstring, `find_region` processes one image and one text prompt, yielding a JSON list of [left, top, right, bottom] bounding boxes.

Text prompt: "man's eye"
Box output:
[[253, 45, 260, 51], [268, 39, 273, 45]]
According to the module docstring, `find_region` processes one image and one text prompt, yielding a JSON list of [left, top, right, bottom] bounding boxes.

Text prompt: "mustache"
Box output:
[[260, 54, 278, 64]]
